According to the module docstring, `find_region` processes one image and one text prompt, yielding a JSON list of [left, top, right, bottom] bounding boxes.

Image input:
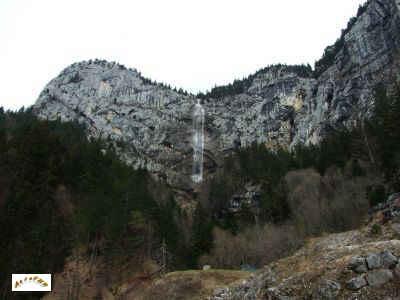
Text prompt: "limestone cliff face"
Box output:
[[211, 0, 400, 151], [33, 61, 209, 190], [33, 0, 400, 190]]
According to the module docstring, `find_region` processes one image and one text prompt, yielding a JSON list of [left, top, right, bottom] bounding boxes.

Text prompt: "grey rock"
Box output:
[[315, 279, 341, 299], [348, 256, 368, 273], [32, 0, 400, 192], [346, 275, 367, 290], [380, 250, 398, 269], [366, 253, 382, 270], [366, 269, 393, 287]]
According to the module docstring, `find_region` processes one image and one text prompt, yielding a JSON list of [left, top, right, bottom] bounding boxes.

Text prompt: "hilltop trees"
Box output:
[[198, 64, 313, 99]]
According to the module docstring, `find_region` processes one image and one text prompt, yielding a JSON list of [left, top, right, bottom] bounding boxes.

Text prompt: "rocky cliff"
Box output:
[[33, 0, 400, 190]]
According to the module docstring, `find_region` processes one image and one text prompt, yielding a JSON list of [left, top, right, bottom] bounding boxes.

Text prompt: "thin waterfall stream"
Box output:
[[192, 99, 205, 183]]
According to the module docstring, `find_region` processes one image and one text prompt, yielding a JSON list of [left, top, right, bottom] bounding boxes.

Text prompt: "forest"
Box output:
[[0, 110, 182, 298]]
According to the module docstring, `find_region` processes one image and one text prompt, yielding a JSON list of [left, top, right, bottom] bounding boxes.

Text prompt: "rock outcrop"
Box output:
[[33, 0, 400, 190], [33, 60, 221, 191]]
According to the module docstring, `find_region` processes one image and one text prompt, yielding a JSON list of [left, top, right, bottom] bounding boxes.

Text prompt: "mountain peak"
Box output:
[[34, 0, 400, 191]]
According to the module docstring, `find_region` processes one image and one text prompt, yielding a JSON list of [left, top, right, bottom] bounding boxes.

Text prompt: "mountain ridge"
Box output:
[[33, 0, 400, 192]]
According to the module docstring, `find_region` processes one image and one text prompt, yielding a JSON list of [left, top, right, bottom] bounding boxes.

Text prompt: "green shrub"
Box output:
[[371, 223, 382, 235]]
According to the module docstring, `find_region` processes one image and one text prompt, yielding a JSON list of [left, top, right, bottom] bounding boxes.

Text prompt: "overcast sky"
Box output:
[[0, 0, 366, 110]]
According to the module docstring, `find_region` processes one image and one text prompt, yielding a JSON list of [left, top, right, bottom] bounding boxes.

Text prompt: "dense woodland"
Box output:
[[0, 111, 183, 299], [0, 83, 399, 298]]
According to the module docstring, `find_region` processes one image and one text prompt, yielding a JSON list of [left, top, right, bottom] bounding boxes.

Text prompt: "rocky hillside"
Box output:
[[33, 0, 400, 191], [208, 193, 400, 299]]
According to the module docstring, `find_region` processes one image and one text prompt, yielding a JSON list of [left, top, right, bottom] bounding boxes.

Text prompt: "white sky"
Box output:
[[0, 0, 366, 110]]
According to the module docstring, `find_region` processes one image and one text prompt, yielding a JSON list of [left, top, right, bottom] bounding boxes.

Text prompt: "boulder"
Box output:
[[348, 256, 368, 273], [366, 253, 382, 270], [366, 269, 393, 287], [316, 279, 341, 299], [346, 276, 367, 290], [380, 250, 398, 269]]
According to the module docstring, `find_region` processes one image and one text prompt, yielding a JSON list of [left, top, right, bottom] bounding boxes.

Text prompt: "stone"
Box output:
[[348, 256, 368, 273], [346, 276, 367, 290], [316, 279, 341, 299], [380, 250, 398, 269], [202, 265, 211, 270], [366, 253, 382, 270], [366, 269, 393, 287]]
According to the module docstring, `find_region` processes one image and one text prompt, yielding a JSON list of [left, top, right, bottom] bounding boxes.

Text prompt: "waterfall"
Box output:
[[192, 99, 205, 183]]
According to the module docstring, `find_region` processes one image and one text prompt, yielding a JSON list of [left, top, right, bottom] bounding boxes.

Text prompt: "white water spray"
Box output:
[[192, 99, 205, 183]]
